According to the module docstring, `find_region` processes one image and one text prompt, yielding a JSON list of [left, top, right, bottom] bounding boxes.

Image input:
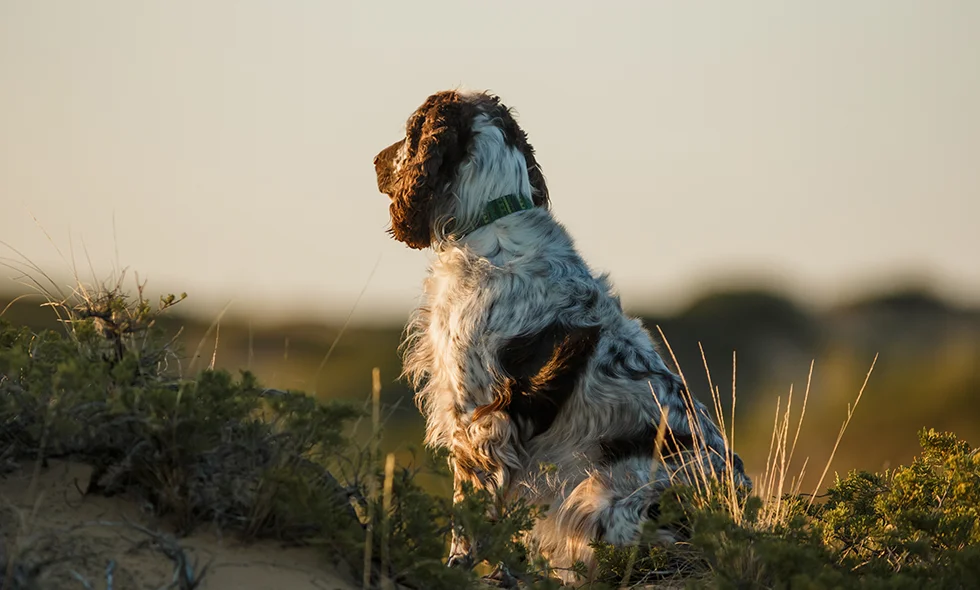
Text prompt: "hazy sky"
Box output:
[[1, 1, 978, 323]]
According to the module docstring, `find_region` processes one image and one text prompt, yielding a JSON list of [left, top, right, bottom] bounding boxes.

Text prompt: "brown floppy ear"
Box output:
[[389, 95, 471, 250]]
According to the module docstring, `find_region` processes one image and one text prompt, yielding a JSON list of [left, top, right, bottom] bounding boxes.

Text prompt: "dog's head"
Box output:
[[373, 90, 550, 250]]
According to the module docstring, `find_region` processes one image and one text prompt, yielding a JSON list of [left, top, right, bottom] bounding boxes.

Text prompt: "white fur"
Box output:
[[432, 113, 533, 245]]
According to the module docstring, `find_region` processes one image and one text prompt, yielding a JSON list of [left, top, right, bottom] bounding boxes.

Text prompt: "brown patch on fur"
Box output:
[[473, 324, 600, 437], [471, 380, 515, 424], [449, 417, 513, 494], [451, 443, 495, 484], [374, 90, 550, 250]]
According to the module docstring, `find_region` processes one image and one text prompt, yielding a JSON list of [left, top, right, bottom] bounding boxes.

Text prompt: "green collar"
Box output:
[[457, 194, 534, 238]]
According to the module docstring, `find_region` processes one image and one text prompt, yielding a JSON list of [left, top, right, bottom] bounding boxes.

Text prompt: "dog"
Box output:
[[373, 89, 750, 582]]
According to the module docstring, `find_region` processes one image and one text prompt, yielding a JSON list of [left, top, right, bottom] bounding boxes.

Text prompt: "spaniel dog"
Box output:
[[373, 89, 750, 583]]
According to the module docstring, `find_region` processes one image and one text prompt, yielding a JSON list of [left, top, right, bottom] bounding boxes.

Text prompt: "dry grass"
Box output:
[[654, 324, 878, 525], [588, 327, 880, 589]]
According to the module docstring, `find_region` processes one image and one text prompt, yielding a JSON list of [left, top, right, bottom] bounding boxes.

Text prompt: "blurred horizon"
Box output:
[[0, 261, 975, 328], [2, 1, 979, 325]]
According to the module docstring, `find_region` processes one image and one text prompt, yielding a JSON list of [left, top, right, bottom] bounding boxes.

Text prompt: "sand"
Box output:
[[0, 460, 358, 590]]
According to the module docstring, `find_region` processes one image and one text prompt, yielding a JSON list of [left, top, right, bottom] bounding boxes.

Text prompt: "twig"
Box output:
[[381, 453, 396, 590]]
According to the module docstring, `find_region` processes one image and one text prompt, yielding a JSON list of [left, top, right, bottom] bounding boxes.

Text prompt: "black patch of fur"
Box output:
[[595, 338, 658, 381], [597, 424, 697, 466], [480, 324, 600, 440]]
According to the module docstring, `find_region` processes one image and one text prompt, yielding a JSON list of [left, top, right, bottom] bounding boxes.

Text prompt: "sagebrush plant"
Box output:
[[1, 270, 979, 589]]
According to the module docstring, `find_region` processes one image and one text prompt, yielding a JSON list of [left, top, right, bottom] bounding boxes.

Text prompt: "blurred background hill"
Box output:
[[4, 281, 976, 497]]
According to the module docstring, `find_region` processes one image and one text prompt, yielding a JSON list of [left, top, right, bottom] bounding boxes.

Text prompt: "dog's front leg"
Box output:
[[447, 412, 519, 569], [448, 459, 477, 569]]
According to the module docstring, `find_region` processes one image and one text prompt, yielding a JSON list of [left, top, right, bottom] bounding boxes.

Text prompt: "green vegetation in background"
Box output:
[[5, 282, 977, 494]]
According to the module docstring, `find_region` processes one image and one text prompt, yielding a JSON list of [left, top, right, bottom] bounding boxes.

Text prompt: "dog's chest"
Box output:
[[423, 256, 494, 401]]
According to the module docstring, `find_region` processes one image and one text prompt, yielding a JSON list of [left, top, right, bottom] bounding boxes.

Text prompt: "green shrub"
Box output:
[[588, 429, 980, 589], [0, 284, 541, 589]]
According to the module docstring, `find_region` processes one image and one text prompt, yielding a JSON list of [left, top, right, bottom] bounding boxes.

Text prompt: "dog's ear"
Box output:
[[389, 94, 471, 250]]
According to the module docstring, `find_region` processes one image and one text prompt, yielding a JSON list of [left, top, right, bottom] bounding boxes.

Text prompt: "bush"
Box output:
[[0, 282, 542, 589], [587, 429, 980, 589]]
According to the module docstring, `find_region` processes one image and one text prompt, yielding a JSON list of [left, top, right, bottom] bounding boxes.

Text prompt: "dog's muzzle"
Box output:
[[374, 140, 403, 195]]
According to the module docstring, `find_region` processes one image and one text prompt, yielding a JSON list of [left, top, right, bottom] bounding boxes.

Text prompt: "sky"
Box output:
[[1, 1, 978, 324]]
